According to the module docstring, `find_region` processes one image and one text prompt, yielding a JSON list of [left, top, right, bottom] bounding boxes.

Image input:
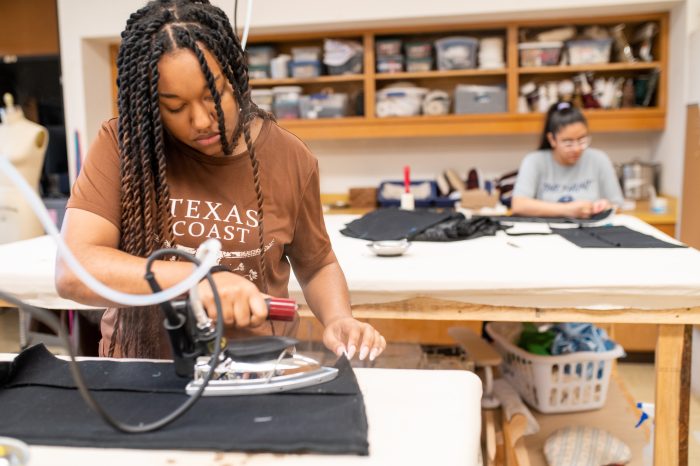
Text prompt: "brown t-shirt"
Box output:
[[68, 118, 335, 357]]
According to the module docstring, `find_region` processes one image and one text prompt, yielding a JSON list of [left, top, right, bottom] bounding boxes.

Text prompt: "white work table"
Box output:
[[0, 353, 482, 466], [0, 213, 699, 466], [296, 214, 700, 311]]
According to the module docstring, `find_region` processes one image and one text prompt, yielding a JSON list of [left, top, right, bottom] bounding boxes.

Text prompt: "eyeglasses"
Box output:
[[557, 136, 592, 150]]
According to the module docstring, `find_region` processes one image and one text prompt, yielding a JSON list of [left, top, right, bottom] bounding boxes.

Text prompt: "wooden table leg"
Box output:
[[654, 324, 691, 466]]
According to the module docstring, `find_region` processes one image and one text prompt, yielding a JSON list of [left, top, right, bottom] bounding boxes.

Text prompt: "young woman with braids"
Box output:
[[55, 0, 386, 362]]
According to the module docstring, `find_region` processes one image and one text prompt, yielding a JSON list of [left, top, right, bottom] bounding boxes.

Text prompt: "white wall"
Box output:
[[652, 2, 690, 199], [310, 133, 657, 193], [58, 0, 685, 192]]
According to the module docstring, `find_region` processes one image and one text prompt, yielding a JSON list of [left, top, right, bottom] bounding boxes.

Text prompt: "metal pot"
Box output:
[[617, 160, 661, 200]]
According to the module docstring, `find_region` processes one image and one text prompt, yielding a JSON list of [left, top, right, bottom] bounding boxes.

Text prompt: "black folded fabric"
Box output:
[[412, 215, 504, 242], [486, 208, 614, 225], [0, 345, 368, 454], [552, 225, 687, 248], [340, 208, 457, 241]]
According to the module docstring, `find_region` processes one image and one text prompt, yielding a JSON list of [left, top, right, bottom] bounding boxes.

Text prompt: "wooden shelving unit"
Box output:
[[245, 12, 667, 140], [108, 12, 668, 139]]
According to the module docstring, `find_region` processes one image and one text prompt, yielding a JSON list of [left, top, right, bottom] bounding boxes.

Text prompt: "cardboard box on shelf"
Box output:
[[459, 189, 499, 209], [349, 187, 378, 208]]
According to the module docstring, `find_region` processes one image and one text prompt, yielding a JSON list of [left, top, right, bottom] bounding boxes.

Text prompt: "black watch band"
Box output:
[[199, 265, 231, 282], [208, 265, 231, 275]]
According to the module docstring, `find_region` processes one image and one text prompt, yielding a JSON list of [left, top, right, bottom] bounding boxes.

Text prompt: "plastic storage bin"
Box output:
[[246, 45, 275, 66], [406, 58, 432, 72], [299, 93, 349, 119], [435, 36, 478, 70], [251, 89, 273, 112], [405, 41, 433, 59], [454, 84, 507, 114], [290, 60, 321, 78], [291, 46, 321, 62], [376, 86, 428, 117], [567, 38, 613, 65], [272, 86, 302, 119], [518, 41, 563, 67], [376, 55, 404, 73], [486, 322, 625, 413], [376, 38, 402, 56]]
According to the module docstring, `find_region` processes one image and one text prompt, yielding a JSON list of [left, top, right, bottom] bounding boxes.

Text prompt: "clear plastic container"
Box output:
[[375, 38, 402, 56], [299, 93, 349, 119], [518, 41, 563, 67], [272, 86, 302, 119], [376, 55, 404, 73], [246, 45, 275, 66], [435, 36, 479, 70], [248, 64, 269, 79], [567, 38, 613, 65], [290, 60, 321, 78], [291, 46, 321, 62], [375, 86, 428, 117], [406, 58, 432, 72], [405, 41, 433, 59], [251, 89, 273, 111]]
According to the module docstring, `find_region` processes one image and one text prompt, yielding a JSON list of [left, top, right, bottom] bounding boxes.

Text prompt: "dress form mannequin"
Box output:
[[0, 93, 48, 243]]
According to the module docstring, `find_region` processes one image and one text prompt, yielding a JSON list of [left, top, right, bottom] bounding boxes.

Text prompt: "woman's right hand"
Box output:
[[196, 271, 268, 328]]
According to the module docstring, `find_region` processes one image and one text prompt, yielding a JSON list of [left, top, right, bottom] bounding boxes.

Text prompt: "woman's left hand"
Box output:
[[592, 198, 612, 214], [322, 317, 387, 361]]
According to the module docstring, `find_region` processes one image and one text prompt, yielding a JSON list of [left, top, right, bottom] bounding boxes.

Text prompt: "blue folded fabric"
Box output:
[[550, 323, 616, 355]]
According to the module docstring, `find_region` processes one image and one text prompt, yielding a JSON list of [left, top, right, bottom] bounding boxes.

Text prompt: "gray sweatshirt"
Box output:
[[513, 148, 624, 206]]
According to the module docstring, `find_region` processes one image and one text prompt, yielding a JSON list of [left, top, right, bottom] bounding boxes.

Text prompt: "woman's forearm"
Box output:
[[297, 261, 353, 327], [55, 245, 195, 307], [511, 197, 569, 217]]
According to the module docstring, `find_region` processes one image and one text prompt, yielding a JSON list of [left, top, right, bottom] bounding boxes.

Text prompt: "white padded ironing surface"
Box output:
[[0, 353, 483, 465]]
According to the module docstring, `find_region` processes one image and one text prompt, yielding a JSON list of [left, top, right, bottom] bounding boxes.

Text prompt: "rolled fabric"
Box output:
[[493, 379, 540, 435]]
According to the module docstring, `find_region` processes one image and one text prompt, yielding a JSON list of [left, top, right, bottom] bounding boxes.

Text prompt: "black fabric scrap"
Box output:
[[552, 225, 687, 248], [0, 344, 368, 454], [340, 208, 454, 241], [412, 215, 504, 242]]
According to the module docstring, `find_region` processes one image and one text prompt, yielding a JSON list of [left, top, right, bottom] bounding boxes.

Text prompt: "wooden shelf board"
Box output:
[[278, 109, 665, 139], [250, 74, 364, 86], [375, 68, 507, 80], [519, 61, 662, 75]]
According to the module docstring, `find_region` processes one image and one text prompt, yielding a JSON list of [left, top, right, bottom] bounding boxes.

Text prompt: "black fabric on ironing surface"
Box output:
[[485, 208, 614, 225], [340, 208, 454, 241], [0, 345, 368, 454], [552, 225, 687, 248]]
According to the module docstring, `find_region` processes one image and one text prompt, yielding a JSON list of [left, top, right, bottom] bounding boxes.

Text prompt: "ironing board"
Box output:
[[0, 213, 698, 465], [0, 353, 482, 465]]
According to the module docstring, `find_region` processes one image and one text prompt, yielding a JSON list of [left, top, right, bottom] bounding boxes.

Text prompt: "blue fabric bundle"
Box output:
[[550, 323, 616, 355]]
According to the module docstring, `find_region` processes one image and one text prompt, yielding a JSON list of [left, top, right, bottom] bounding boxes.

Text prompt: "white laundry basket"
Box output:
[[485, 322, 625, 413]]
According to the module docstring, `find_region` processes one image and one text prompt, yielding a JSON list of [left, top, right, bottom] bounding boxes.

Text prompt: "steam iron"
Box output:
[[156, 295, 338, 397], [185, 336, 338, 396]]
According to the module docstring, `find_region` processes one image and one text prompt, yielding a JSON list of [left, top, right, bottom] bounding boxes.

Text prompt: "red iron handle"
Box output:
[[266, 297, 297, 321]]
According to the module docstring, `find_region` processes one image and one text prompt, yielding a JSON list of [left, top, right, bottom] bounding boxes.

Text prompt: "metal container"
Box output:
[[618, 160, 661, 200]]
